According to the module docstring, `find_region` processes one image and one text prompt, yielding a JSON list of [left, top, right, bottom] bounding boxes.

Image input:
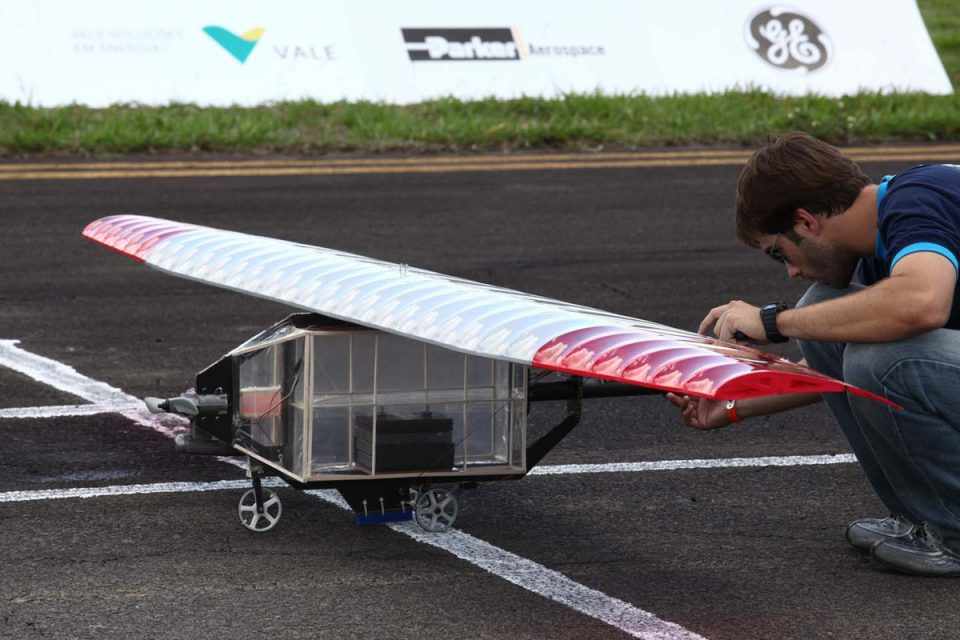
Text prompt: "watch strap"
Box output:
[[761, 302, 790, 343]]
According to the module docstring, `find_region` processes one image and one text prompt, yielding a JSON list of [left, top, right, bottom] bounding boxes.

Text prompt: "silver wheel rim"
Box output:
[[414, 488, 458, 533], [238, 489, 282, 532]]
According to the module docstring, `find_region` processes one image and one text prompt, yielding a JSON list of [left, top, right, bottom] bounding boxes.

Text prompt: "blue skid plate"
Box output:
[[355, 510, 414, 526]]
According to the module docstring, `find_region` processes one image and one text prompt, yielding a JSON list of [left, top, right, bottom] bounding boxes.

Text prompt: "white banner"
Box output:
[[0, 1, 951, 106]]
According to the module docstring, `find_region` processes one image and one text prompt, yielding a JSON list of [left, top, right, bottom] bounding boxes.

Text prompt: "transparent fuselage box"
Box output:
[[232, 320, 527, 483]]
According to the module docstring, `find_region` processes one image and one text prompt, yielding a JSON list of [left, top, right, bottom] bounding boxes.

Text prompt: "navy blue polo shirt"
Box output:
[[856, 164, 960, 328]]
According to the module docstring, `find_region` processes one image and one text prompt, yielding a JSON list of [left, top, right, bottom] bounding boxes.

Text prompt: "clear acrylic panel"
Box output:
[[493, 402, 509, 463], [427, 388, 465, 404], [313, 334, 349, 394], [238, 345, 277, 403], [427, 345, 465, 390], [283, 339, 306, 402], [511, 398, 525, 469], [467, 355, 493, 387], [311, 406, 349, 472], [351, 332, 376, 393], [284, 406, 306, 478], [467, 401, 509, 464], [282, 339, 306, 475], [466, 402, 493, 462], [236, 338, 309, 474], [234, 322, 299, 352], [376, 390, 427, 407], [466, 387, 494, 402], [513, 364, 526, 399], [432, 403, 466, 470], [238, 344, 281, 447], [495, 361, 510, 400], [350, 405, 375, 473], [511, 364, 527, 469], [377, 334, 425, 393], [248, 419, 281, 448]]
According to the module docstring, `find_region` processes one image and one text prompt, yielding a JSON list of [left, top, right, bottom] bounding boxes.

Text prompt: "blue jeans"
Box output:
[[796, 283, 960, 551]]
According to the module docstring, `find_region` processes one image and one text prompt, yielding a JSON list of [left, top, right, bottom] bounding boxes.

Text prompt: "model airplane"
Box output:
[[83, 215, 894, 533]]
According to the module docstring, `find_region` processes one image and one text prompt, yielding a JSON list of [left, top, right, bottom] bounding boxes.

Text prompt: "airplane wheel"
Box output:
[[238, 488, 282, 532], [414, 487, 458, 533]]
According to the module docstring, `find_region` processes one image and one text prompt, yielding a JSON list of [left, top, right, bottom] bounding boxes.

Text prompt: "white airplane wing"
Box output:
[[83, 214, 896, 407]]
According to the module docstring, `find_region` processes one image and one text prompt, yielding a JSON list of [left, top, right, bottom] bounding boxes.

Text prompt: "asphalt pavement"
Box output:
[[1, 154, 957, 640]]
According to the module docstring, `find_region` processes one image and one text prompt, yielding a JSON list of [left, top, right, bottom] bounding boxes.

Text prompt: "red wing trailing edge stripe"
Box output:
[[532, 326, 902, 409]]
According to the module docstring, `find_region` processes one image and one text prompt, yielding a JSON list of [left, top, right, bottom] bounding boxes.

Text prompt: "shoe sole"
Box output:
[[846, 524, 915, 552], [870, 540, 960, 577]]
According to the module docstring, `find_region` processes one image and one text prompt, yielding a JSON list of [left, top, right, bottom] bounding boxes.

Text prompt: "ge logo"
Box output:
[[745, 7, 831, 72]]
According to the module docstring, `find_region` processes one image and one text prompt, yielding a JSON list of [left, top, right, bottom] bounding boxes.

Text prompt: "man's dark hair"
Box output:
[[735, 132, 870, 246]]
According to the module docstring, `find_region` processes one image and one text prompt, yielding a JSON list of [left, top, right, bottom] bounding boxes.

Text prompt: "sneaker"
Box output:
[[871, 524, 960, 577], [845, 515, 916, 551]]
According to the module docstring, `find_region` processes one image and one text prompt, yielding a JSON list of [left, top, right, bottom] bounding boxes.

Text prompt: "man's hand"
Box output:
[[698, 300, 766, 343], [665, 393, 731, 429]]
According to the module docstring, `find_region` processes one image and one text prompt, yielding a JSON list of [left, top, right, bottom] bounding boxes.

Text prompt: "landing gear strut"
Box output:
[[238, 470, 282, 532]]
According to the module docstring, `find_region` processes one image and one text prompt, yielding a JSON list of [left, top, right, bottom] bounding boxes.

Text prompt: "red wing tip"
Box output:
[[81, 215, 197, 264], [845, 385, 903, 411], [81, 234, 146, 263], [81, 218, 107, 239], [715, 373, 902, 410]]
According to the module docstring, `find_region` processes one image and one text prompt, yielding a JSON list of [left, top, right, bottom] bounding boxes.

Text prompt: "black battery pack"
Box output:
[[355, 414, 455, 472]]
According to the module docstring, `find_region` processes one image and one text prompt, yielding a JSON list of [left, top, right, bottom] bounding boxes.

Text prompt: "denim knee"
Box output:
[[796, 284, 850, 377], [846, 335, 960, 417], [843, 343, 888, 395]]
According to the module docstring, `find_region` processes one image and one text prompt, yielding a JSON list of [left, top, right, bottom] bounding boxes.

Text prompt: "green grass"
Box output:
[[1, 2, 958, 155], [919, 0, 960, 89]]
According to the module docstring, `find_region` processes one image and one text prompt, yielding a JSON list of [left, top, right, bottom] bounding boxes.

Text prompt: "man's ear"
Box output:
[[792, 208, 823, 240]]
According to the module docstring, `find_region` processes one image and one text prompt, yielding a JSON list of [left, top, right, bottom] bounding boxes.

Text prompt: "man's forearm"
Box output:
[[735, 392, 822, 420], [776, 276, 942, 343]]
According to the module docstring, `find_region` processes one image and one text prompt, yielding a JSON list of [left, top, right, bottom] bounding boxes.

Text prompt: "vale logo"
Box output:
[[203, 25, 265, 63]]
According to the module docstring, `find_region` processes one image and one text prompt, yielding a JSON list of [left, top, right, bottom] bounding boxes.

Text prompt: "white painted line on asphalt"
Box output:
[[0, 339, 188, 437], [530, 454, 857, 475], [0, 451, 860, 504], [0, 402, 145, 419], [0, 478, 283, 503], [393, 519, 707, 640], [0, 340, 130, 404]]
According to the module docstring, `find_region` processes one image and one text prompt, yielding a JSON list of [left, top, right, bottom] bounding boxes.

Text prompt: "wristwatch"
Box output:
[[760, 302, 790, 343]]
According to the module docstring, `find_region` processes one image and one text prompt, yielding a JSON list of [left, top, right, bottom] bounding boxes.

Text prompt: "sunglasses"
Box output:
[[764, 233, 790, 265]]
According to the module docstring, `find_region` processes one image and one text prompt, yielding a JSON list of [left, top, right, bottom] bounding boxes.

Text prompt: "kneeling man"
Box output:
[[668, 133, 960, 577]]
